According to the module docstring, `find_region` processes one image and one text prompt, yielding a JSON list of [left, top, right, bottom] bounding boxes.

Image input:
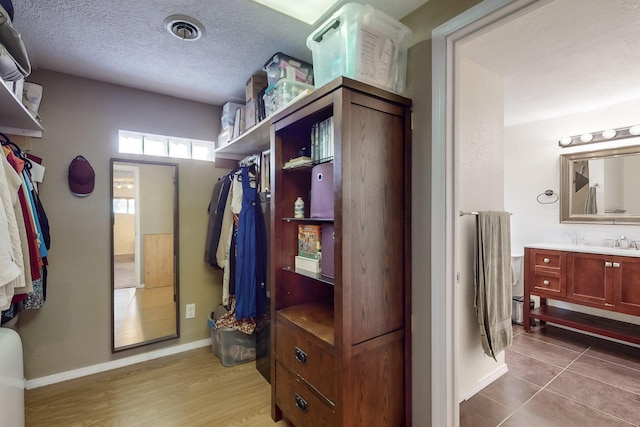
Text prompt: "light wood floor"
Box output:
[[114, 285, 177, 349], [25, 347, 293, 427]]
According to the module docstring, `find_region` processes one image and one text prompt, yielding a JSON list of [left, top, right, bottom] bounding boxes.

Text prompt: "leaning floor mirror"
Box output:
[[110, 158, 180, 352]]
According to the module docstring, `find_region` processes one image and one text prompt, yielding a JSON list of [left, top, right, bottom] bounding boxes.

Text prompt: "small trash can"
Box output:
[[512, 296, 535, 325]]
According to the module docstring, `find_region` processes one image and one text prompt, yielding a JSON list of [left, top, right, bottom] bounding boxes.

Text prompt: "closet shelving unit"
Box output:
[[213, 114, 271, 161], [269, 77, 412, 427], [0, 79, 43, 137]]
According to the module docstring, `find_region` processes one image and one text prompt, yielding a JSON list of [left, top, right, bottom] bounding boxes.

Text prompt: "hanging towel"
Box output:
[[584, 186, 597, 214], [474, 211, 513, 360]]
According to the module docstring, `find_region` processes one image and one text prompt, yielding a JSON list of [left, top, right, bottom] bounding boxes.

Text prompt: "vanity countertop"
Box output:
[[525, 242, 640, 258]]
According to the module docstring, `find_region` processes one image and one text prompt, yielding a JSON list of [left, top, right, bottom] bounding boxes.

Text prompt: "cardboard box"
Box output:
[[245, 99, 257, 130], [245, 73, 268, 103]]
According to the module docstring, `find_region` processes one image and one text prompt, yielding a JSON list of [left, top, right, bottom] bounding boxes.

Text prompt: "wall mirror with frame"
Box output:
[[110, 158, 179, 352], [560, 145, 640, 224]]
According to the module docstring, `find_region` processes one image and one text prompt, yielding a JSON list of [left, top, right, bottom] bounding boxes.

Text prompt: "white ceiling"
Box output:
[[460, 0, 640, 127], [12, 0, 427, 107], [13, 0, 639, 126]]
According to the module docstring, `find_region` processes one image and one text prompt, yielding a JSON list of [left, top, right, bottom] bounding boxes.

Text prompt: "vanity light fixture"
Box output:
[[558, 124, 640, 148]]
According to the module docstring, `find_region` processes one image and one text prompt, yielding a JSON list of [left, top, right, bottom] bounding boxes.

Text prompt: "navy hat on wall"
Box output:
[[68, 155, 95, 197]]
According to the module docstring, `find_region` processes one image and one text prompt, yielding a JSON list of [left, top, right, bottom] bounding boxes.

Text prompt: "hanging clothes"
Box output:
[[0, 134, 51, 322], [206, 164, 267, 328], [204, 175, 230, 268], [235, 166, 267, 320]]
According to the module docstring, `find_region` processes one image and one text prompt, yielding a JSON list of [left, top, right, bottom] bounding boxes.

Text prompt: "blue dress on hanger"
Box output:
[[235, 166, 267, 320]]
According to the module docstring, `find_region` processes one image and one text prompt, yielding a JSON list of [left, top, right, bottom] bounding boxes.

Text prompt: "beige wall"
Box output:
[[456, 57, 507, 397], [402, 0, 481, 424], [16, 70, 228, 379]]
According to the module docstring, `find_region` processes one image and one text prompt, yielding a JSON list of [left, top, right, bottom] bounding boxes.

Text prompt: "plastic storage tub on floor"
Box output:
[[208, 318, 256, 367], [306, 2, 412, 94]]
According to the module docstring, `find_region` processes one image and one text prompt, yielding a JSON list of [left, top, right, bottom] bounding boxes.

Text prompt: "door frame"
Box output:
[[431, 0, 541, 425]]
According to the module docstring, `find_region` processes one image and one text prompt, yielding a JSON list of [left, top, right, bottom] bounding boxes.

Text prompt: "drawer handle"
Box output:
[[543, 280, 550, 285], [613, 262, 621, 268], [295, 393, 308, 412], [543, 258, 550, 263], [294, 347, 307, 364], [605, 262, 613, 267]]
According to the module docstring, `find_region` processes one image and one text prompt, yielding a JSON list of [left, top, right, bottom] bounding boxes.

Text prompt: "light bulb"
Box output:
[[602, 129, 616, 139], [559, 136, 573, 146], [629, 125, 640, 135], [580, 133, 593, 143]]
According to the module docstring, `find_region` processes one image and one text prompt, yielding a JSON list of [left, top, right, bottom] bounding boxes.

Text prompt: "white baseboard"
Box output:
[[459, 363, 509, 402], [26, 338, 211, 390]]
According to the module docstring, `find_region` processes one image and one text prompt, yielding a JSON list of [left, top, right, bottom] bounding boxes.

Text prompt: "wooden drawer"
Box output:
[[275, 362, 335, 427], [533, 250, 563, 270], [532, 272, 565, 296], [276, 321, 336, 403]]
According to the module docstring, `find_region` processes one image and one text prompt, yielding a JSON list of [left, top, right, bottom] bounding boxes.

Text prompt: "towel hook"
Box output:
[[537, 189, 558, 204]]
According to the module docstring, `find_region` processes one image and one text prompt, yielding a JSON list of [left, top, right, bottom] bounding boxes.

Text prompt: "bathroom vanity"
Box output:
[[524, 243, 640, 344]]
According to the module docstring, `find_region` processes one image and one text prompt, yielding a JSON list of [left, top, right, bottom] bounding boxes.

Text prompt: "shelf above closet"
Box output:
[[214, 117, 270, 160], [0, 81, 43, 137]]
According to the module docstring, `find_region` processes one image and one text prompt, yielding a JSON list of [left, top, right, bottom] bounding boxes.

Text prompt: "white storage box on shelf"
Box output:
[[306, 2, 412, 94]]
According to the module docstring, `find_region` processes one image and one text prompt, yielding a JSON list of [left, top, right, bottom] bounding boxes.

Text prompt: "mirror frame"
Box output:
[[560, 145, 640, 224], [110, 158, 180, 352]]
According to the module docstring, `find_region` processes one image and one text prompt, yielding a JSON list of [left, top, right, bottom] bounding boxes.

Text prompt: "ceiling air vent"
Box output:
[[164, 15, 204, 41]]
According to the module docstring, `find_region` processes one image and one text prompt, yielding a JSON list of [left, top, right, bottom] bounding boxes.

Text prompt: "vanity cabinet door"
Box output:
[[566, 253, 613, 308], [613, 256, 640, 315]]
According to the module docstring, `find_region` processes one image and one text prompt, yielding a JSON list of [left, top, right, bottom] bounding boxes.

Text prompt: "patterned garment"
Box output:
[[22, 266, 45, 310], [214, 295, 256, 335]]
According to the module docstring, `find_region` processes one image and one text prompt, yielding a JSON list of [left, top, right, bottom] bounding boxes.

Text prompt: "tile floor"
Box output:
[[460, 323, 640, 426]]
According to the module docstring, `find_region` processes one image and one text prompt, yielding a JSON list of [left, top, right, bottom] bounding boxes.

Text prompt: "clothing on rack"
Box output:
[[205, 162, 267, 333], [0, 133, 50, 324]]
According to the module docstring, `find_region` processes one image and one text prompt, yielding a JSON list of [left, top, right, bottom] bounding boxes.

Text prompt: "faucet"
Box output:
[[617, 236, 630, 249]]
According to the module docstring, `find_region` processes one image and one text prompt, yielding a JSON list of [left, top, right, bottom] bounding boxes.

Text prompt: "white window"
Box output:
[[118, 130, 215, 162], [113, 198, 135, 214]]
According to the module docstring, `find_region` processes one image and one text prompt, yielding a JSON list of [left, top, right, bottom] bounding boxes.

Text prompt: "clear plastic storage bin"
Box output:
[[263, 52, 314, 87], [208, 318, 256, 367], [306, 2, 412, 94], [263, 78, 314, 117]]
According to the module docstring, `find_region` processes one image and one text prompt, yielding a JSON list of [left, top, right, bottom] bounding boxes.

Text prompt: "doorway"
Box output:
[[434, 0, 640, 424]]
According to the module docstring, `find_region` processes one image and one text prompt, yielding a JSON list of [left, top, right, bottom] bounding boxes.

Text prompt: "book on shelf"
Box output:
[[298, 224, 320, 260], [311, 116, 334, 164], [283, 155, 312, 169]]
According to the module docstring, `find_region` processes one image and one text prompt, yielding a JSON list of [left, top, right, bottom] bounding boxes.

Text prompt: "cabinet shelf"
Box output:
[[530, 305, 640, 345], [282, 267, 334, 286], [277, 303, 335, 348], [282, 217, 334, 223], [0, 80, 43, 137]]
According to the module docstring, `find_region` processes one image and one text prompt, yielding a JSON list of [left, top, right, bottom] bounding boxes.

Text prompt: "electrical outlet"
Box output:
[[185, 303, 196, 319]]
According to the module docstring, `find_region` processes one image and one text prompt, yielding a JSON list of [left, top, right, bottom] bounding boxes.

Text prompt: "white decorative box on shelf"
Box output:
[[0, 78, 43, 137]]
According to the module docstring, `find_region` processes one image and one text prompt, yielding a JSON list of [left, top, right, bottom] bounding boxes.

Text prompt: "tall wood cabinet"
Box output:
[[269, 77, 412, 427]]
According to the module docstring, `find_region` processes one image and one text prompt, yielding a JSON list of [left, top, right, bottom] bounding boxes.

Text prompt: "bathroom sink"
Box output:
[[525, 242, 640, 257]]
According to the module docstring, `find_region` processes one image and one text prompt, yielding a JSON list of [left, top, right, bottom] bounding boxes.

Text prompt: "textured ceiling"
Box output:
[[461, 0, 640, 127], [12, 0, 427, 107]]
